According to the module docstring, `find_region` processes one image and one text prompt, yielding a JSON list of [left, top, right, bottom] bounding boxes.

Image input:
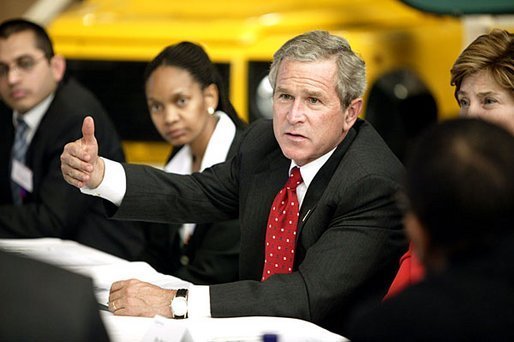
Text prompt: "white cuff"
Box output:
[[80, 157, 126, 206], [187, 285, 211, 318]]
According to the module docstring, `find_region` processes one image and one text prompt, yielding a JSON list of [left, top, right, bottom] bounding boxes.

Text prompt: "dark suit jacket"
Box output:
[[138, 128, 243, 285], [0, 249, 110, 341], [347, 239, 514, 341], [0, 77, 145, 260], [112, 119, 406, 335]]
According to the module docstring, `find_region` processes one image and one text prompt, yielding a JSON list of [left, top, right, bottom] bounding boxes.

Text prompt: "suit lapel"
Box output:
[[0, 108, 15, 204], [297, 124, 358, 233], [252, 148, 291, 231], [257, 149, 291, 193]]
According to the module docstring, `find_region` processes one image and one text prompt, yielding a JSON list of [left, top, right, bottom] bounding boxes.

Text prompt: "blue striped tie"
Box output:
[[11, 118, 29, 205]]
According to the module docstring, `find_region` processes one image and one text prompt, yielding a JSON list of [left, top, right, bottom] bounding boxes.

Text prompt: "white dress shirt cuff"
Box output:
[[187, 285, 211, 318], [80, 157, 126, 206]]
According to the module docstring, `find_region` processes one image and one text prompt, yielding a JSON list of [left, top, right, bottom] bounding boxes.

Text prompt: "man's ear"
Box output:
[[50, 54, 66, 82], [404, 211, 430, 265], [203, 83, 219, 112], [343, 97, 362, 131]]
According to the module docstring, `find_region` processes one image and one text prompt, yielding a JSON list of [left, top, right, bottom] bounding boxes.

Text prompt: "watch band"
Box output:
[[171, 288, 188, 319], [175, 288, 188, 299]]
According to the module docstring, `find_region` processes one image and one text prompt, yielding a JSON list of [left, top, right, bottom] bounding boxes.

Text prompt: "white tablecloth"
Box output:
[[0, 238, 347, 342]]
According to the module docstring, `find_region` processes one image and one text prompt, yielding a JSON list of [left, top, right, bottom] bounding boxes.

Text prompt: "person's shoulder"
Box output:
[[246, 119, 282, 154], [57, 77, 96, 98], [0, 250, 109, 341], [55, 77, 91, 102], [247, 118, 272, 131], [352, 119, 391, 147], [346, 280, 450, 341], [350, 271, 514, 341], [1, 249, 87, 283], [0, 249, 99, 310], [240, 119, 275, 146], [344, 119, 404, 177], [53, 77, 108, 115], [52, 77, 116, 128]]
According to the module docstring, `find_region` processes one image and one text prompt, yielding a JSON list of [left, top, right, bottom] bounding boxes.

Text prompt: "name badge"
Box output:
[[11, 160, 33, 193]]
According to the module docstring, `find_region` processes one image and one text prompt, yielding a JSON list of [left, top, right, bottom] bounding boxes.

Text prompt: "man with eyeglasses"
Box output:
[[0, 18, 145, 260]]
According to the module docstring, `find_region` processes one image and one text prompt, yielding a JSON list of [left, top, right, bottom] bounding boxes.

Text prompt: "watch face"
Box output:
[[172, 297, 188, 316]]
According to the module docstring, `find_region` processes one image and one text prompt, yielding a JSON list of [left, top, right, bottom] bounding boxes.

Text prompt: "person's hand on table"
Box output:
[[108, 279, 176, 317]]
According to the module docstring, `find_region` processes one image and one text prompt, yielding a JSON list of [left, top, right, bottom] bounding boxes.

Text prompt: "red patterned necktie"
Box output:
[[261, 167, 303, 281]]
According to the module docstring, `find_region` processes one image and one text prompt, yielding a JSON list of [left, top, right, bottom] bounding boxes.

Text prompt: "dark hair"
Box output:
[[0, 18, 54, 58], [406, 118, 514, 257], [144, 41, 245, 128]]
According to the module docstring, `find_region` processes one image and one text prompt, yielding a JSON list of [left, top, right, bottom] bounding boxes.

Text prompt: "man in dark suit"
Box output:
[[0, 18, 144, 259], [60, 30, 406, 335], [0, 249, 110, 341], [347, 119, 514, 341]]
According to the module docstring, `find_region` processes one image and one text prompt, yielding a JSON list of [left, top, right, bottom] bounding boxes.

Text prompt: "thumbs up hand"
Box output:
[[61, 116, 105, 189]]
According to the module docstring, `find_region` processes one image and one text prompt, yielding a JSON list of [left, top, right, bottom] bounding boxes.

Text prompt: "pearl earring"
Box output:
[[207, 107, 215, 116]]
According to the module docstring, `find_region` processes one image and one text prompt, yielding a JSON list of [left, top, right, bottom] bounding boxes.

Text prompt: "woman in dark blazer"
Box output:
[[138, 42, 246, 284]]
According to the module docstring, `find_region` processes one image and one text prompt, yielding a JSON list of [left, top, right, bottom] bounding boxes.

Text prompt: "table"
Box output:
[[0, 238, 347, 342]]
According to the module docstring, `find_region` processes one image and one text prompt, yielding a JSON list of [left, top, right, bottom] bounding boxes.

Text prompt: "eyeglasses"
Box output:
[[0, 55, 48, 78]]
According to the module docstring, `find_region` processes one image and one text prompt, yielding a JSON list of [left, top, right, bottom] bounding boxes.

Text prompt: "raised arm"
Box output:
[[60, 116, 105, 189]]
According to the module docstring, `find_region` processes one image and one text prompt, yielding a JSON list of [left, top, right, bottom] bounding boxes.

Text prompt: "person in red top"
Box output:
[[383, 243, 424, 299]]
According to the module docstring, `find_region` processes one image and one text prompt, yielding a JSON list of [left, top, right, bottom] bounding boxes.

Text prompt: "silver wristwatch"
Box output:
[[171, 288, 188, 319]]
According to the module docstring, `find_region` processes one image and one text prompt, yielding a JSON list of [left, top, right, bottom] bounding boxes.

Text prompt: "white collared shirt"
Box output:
[[12, 93, 54, 145], [165, 111, 236, 174], [290, 148, 336, 208]]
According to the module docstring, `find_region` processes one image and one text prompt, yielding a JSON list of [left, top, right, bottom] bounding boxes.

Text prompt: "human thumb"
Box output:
[[82, 116, 96, 146]]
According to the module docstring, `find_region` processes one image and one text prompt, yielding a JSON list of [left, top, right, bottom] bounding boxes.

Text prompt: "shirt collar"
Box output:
[[201, 111, 236, 171], [12, 93, 54, 142], [165, 111, 237, 174], [290, 147, 336, 189]]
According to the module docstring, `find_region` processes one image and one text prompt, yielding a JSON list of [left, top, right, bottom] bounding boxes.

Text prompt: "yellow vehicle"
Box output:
[[47, 0, 513, 164]]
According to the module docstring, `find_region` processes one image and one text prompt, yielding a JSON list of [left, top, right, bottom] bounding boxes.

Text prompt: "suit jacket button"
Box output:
[[180, 255, 189, 266]]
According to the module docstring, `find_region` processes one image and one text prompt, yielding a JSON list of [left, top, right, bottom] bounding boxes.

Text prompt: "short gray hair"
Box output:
[[268, 30, 366, 109]]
